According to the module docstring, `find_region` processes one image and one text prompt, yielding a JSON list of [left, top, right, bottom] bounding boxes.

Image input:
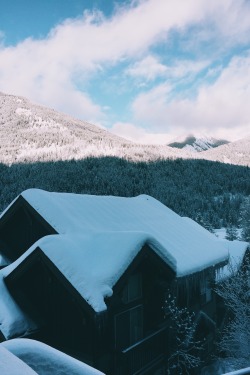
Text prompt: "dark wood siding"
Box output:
[[0, 197, 56, 261], [102, 247, 175, 374], [5, 251, 95, 365]]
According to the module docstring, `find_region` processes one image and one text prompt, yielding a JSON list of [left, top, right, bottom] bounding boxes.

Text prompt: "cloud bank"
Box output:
[[0, 0, 250, 142]]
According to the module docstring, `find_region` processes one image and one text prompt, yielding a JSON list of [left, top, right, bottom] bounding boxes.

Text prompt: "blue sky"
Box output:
[[0, 0, 250, 143]]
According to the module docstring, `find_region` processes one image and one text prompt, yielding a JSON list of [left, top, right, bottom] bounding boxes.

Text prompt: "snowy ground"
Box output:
[[214, 228, 227, 239], [214, 227, 243, 240]]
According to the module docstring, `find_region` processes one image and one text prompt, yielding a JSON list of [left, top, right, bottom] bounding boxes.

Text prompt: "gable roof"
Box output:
[[0, 189, 231, 337], [4, 231, 177, 313], [0, 267, 38, 339], [7, 189, 228, 274], [1, 189, 229, 313]]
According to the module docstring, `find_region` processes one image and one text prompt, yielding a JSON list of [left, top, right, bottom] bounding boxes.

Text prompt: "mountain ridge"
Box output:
[[0, 92, 249, 166], [168, 134, 229, 152], [0, 92, 187, 164]]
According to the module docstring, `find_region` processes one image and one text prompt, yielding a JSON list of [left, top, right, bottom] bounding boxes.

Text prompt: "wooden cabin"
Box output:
[[0, 189, 230, 375]]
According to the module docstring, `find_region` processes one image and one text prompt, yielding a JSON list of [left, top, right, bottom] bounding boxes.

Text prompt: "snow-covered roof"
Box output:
[[20, 189, 228, 273], [0, 345, 37, 375], [0, 267, 38, 339], [3, 232, 175, 313], [222, 368, 250, 375], [0, 239, 11, 267], [0, 253, 10, 267], [2, 338, 105, 375], [216, 239, 249, 281], [3, 189, 229, 313]]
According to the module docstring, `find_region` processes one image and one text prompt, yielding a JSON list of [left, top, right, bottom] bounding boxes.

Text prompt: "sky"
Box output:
[[0, 0, 250, 144]]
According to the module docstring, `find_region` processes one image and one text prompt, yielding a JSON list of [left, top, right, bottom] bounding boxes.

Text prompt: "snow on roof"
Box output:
[[222, 239, 249, 262], [0, 239, 11, 268], [222, 368, 250, 375], [216, 239, 249, 281], [39, 232, 157, 312], [0, 344, 37, 375], [0, 265, 38, 339], [19, 188, 228, 275], [2, 189, 229, 314], [0, 253, 10, 267], [3, 231, 175, 313], [2, 338, 105, 375]]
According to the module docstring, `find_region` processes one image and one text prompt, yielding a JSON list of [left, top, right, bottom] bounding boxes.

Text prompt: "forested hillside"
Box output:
[[1, 157, 249, 231], [1, 92, 249, 166], [1, 92, 249, 235]]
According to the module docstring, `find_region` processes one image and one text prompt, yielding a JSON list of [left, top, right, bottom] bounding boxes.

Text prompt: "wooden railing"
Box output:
[[116, 326, 168, 375]]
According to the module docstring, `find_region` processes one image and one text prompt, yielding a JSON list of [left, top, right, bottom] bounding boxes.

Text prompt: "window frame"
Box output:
[[200, 277, 212, 305], [114, 304, 143, 350], [122, 272, 142, 304]]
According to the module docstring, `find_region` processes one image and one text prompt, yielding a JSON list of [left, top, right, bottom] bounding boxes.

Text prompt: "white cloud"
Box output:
[[110, 122, 173, 144], [209, 1, 250, 46], [127, 55, 210, 82], [131, 83, 172, 125], [132, 54, 250, 141], [126, 55, 168, 81], [167, 60, 210, 79], [0, 0, 250, 129]]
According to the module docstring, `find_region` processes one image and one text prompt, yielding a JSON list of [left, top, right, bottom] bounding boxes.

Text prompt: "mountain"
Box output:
[[167, 132, 250, 166], [0, 93, 249, 232], [197, 137, 250, 166], [0, 92, 186, 164], [0, 92, 130, 164], [168, 134, 229, 152], [0, 92, 249, 167]]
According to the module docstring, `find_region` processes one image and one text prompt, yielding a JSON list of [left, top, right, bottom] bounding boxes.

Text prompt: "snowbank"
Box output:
[[2, 338, 105, 375]]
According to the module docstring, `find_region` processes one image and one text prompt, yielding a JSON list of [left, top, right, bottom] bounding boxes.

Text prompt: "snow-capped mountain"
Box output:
[[0, 92, 186, 164], [197, 137, 250, 166], [0, 92, 249, 166], [167, 134, 229, 152]]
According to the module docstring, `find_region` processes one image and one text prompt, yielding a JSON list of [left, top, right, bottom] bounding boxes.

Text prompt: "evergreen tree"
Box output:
[[225, 214, 239, 241], [225, 226, 238, 241], [240, 197, 250, 242], [215, 258, 250, 370]]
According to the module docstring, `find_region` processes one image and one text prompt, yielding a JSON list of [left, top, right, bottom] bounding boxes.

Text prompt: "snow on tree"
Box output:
[[225, 226, 238, 241], [164, 295, 204, 374], [240, 197, 250, 243], [215, 257, 250, 370]]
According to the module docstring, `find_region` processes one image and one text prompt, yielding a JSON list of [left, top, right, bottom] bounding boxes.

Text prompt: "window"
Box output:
[[200, 278, 212, 304], [115, 305, 143, 350], [122, 273, 142, 304]]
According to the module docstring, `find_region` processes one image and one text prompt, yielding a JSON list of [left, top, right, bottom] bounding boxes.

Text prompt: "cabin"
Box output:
[[0, 189, 230, 374]]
